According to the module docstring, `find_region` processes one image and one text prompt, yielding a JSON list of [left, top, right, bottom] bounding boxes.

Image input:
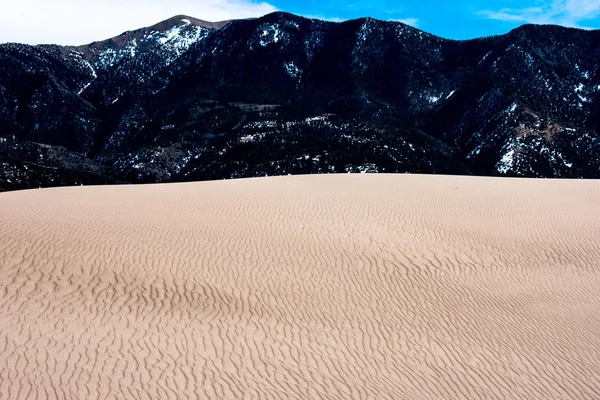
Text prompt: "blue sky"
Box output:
[[1, 0, 600, 45], [271, 0, 600, 39]]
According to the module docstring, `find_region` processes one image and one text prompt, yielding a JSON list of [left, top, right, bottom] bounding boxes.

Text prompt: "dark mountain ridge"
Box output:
[[1, 12, 599, 191]]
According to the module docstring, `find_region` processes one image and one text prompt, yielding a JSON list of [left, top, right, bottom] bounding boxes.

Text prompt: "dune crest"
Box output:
[[1, 174, 600, 399]]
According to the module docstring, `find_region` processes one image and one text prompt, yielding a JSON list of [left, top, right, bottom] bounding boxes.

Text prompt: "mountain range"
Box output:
[[1, 12, 599, 191]]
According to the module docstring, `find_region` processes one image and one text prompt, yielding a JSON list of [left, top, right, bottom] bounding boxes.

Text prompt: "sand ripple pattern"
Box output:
[[1, 174, 600, 399]]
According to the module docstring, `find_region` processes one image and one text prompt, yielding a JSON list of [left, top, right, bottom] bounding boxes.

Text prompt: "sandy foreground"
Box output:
[[1, 174, 600, 399]]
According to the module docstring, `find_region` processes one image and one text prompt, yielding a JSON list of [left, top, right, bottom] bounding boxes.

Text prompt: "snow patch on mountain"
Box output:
[[357, 20, 373, 44], [94, 23, 210, 71], [68, 50, 98, 94], [126, 38, 138, 57], [259, 24, 282, 46], [428, 94, 441, 103], [496, 143, 516, 174], [77, 82, 92, 95], [69, 51, 97, 78], [97, 48, 123, 69], [283, 61, 302, 80], [153, 25, 209, 54], [478, 51, 492, 65], [578, 94, 590, 103]]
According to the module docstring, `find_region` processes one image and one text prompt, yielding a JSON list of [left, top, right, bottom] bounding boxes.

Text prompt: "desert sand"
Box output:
[[1, 174, 600, 399]]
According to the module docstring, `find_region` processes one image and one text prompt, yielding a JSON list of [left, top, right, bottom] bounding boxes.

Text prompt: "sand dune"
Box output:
[[1, 174, 600, 399]]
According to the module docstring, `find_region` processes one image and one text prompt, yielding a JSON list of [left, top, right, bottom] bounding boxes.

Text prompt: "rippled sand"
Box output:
[[2, 174, 600, 399]]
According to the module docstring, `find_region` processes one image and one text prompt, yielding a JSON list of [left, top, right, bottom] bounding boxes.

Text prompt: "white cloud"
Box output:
[[390, 18, 419, 27], [564, 0, 600, 18], [0, 0, 277, 45], [479, 0, 600, 28]]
